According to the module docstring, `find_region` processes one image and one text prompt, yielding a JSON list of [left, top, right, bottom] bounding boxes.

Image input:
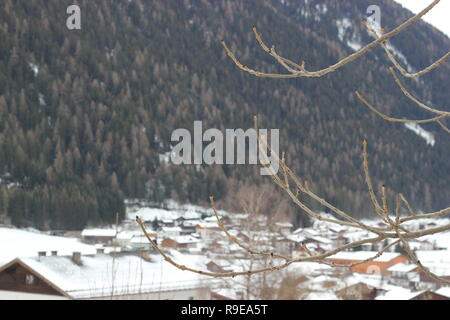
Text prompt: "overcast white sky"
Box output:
[[394, 0, 450, 38]]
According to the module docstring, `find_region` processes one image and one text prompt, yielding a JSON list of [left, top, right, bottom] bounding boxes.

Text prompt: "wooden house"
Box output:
[[0, 251, 213, 300], [327, 251, 408, 275]]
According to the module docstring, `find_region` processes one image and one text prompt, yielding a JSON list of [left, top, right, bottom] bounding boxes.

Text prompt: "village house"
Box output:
[[235, 231, 251, 243], [387, 263, 419, 288], [210, 291, 234, 300], [81, 228, 117, 244], [0, 251, 214, 300], [361, 243, 374, 251], [292, 245, 308, 259], [274, 222, 293, 236], [328, 225, 348, 235], [174, 217, 186, 227], [180, 220, 201, 235], [409, 290, 450, 300], [128, 233, 157, 250], [327, 251, 409, 275], [115, 230, 144, 247], [376, 286, 449, 300], [202, 215, 231, 226], [195, 222, 222, 241], [331, 235, 348, 249], [202, 241, 223, 255], [435, 287, 450, 299], [274, 237, 296, 255], [161, 236, 199, 251], [161, 226, 182, 238], [303, 235, 333, 251], [335, 282, 383, 300], [206, 261, 232, 274], [292, 241, 328, 259], [416, 269, 450, 290], [414, 250, 450, 289], [161, 219, 175, 228], [417, 239, 435, 251], [228, 213, 248, 226]]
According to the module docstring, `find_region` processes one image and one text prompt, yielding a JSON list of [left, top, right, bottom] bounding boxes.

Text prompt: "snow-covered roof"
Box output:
[[81, 229, 117, 237], [203, 216, 220, 223], [306, 235, 332, 244], [182, 220, 202, 227], [304, 292, 339, 300], [415, 250, 450, 264], [1, 252, 214, 299], [212, 288, 238, 300], [387, 263, 418, 273], [435, 287, 450, 299], [375, 288, 423, 300], [196, 222, 220, 229], [230, 213, 248, 220], [116, 230, 142, 240], [275, 222, 293, 228], [287, 234, 305, 242], [421, 230, 450, 250], [337, 273, 393, 291], [0, 227, 96, 266], [302, 228, 320, 237], [130, 235, 155, 244], [411, 250, 450, 276], [161, 226, 182, 232], [328, 225, 348, 233], [169, 235, 199, 244], [128, 204, 203, 222], [329, 251, 402, 263]]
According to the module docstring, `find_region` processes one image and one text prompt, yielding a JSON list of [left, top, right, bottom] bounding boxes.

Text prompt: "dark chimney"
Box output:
[[139, 249, 151, 261], [72, 252, 82, 265]]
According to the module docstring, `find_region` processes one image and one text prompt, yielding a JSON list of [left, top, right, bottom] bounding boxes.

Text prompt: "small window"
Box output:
[[25, 274, 35, 285], [188, 296, 194, 300]]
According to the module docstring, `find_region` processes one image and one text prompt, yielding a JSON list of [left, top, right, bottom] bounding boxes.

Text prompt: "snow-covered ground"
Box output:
[[28, 62, 39, 77], [404, 122, 435, 146]]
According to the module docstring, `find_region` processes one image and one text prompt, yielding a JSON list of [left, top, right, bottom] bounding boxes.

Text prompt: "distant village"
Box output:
[[0, 201, 449, 300]]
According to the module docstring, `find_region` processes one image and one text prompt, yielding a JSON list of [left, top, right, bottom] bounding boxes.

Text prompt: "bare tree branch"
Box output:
[[362, 19, 450, 79], [355, 90, 449, 124], [209, 196, 291, 261], [221, 0, 442, 78]]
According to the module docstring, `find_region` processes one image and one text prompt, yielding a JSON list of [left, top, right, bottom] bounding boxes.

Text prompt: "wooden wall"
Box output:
[[0, 263, 63, 296]]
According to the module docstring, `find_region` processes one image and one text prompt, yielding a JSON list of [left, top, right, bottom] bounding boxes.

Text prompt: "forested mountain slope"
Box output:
[[0, 0, 448, 229]]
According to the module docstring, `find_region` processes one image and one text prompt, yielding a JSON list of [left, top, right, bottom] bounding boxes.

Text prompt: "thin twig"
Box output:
[[221, 0, 442, 78], [363, 19, 450, 79]]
